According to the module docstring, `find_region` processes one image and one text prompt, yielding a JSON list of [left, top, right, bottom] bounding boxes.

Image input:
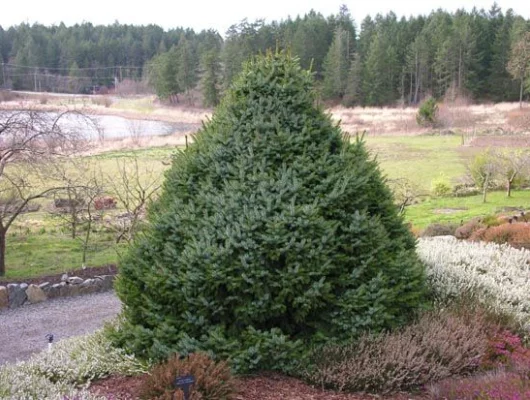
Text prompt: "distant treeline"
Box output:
[[0, 4, 529, 106]]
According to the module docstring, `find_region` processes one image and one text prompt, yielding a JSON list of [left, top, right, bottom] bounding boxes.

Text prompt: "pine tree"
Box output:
[[200, 49, 221, 107], [114, 52, 427, 372], [147, 47, 180, 102], [176, 33, 198, 104], [489, 10, 517, 101], [364, 31, 397, 105], [291, 11, 333, 76], [424, 10, 454, 98], [158, 39, 167, 54], [343, 53, 362, 106], [405, 35, 429, 104], [333, 4, 356, 54], [507, 31, 530, 108], [0, 26, 5, 64], [433, 38, 454, 97], [453, 11, 479, 95], [357, 16, 376, 61], [222, 20, 264, 88], [322, 27, 351, 99]]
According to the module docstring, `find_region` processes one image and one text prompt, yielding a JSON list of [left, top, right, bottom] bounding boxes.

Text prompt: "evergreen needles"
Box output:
[[114, 52, 427, 372]]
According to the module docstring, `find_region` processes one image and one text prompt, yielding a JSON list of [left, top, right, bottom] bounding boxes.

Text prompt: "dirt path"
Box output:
[[0, 291, 121, 365]]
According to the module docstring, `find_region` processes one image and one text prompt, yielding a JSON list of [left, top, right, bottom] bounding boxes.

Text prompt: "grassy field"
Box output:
[[404, 190, 530, 228], [2, 96, 529, 280], [362, 135, 530, 228], [364, 135, 467, 191], [6, 230, 123, 280], [2, 128, 529, 280], [1, 146, 178, 281]]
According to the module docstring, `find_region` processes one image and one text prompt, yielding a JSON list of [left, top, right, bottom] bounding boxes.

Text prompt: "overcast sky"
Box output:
[[1, 1, 529, 35]]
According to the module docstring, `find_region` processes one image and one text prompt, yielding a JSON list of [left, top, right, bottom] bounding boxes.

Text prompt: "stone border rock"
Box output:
[[0, 274, 115, 310]]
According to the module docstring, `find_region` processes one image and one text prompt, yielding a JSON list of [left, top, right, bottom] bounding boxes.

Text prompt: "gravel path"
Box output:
[[0, 291, 121, 365]]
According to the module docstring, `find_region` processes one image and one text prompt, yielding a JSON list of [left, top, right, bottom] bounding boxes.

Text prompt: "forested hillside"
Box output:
[[0, 4, 529, 106]]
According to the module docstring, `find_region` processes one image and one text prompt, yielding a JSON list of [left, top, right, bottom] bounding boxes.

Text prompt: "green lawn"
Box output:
[[362, 134, 530, 228], [364, 135, 467, 191], [1, 147, 176, 280], [91, 146, 176, 179], [404, 190, 530, 228], [5, 232, 123, 280]]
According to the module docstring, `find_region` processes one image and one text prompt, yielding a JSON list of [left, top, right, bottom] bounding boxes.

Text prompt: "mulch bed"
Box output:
[[90, 374, 146, 400], [0, 264, 118, 286], [89, 372, 428, 400]]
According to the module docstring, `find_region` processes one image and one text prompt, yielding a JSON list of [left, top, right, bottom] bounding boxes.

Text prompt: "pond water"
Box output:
[[90, 114, 197, 139], [0, 110, 199, 140]]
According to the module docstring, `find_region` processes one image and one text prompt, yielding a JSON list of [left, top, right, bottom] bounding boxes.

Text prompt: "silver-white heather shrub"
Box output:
[[417, 236, 530, 331], [0, 365, 103, 400], [0, 329, 147, 399], [23, 329, 147, 384]]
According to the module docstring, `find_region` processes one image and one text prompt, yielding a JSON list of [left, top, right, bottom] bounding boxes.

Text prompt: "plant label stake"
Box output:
[[45, 333, 54, 352], [173, 374, 195, 400]]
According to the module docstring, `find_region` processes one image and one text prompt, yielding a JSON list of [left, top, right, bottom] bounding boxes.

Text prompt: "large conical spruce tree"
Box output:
[[115, 52, 426, 372]]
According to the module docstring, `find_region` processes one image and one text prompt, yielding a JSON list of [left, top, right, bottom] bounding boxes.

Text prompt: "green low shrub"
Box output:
[[452, 183, 481, 197], [416, 97, 438, 127], [431, 174, 452, 197], [481, 214, 502, 228]]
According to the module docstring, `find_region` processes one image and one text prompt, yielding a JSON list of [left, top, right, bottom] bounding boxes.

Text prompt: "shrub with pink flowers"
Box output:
[[428, 370, 530, 400], [482, 330, 530, 373], [429, 329, 530, 399]]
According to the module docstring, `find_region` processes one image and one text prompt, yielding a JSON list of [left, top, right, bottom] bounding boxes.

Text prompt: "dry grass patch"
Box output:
[[331, 106, 422, 136], [506, 107, 530, 133], [331, 102, 528, 137]]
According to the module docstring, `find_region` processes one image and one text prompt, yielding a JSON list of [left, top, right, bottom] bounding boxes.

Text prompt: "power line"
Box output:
[[1, 61, 148, 93], [4, 63, 144, 71], [3, 73, 94, 79]]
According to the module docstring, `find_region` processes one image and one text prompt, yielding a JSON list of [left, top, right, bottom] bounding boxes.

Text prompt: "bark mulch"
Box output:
[[89, 372, 428, 400], [90, 374, 147, 400], [0, 264, 118, 286]]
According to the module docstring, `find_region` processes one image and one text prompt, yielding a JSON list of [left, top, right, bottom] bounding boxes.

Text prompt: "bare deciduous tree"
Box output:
[[48, 158, 97, 239], [467, 150, 498, 203], [0, 109, 92, 276], [51, 186, 85, 239], [79, 174, 105, 267], [107, 156, 161, 244], [47, 158, 106, 266], [127, 120, 144, 145], [388, 178, 425, 215], [492, 149, 530, 198]]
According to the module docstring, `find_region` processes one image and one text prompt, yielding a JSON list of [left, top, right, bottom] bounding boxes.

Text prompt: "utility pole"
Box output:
[[34, 68, 37, 92], [1, 63, 5, 89]]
